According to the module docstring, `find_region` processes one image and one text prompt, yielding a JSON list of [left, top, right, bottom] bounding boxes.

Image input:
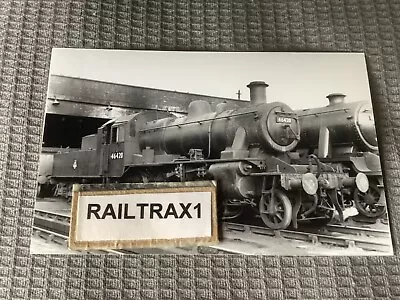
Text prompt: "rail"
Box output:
[[324, 224, 390, 239], [34, 209, 391, 255], [33, 211, 126, 255], [223, 222, 392, 253], [33, 209, 199, 255]]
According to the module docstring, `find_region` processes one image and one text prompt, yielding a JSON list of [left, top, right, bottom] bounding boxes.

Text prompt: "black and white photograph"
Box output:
[[32, 49, 393, 256]]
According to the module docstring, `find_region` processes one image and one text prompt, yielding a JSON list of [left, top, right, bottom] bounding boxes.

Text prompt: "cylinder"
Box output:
[[247, 81, 269, 105]]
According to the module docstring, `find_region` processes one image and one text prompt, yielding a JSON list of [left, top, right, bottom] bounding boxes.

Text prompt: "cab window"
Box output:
[[111, 125, 125, 143], [103, 125, 111, 144], [117, 126, 125, 142], [111, 127, 118, 143]]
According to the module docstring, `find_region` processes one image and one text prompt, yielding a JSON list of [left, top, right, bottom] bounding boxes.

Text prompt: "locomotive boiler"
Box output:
[[296, 93, 386, 218], [44, 82, 370, 230], [139, 81, 299, 158]]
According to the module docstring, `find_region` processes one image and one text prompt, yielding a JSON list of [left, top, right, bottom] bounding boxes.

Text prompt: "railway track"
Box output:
[[223, 222, 392, 253], [324, 223, 390, 239], [33, 209, 200, 255], [33, 209, 127, 255], [34, 208, 392, 255], [32, 226, 125, 255]]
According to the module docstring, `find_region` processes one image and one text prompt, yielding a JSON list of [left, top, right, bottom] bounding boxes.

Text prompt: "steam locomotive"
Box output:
[[295, 94, 386, 218], [41, 81, 371, 230]]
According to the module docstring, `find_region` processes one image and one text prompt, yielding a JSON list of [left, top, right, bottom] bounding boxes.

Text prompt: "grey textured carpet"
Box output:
[[1, 0, 400, 299]]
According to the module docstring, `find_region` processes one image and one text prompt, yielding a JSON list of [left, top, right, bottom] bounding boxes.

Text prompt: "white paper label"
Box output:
[[75, 191, 212, 242]]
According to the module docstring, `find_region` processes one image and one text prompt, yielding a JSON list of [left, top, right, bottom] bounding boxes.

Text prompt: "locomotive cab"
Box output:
[[96, 117, 129, 178], [96, 111, 173, 179]]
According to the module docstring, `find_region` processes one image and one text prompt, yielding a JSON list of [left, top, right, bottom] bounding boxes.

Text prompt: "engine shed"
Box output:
[[44, 75, 246, 148]]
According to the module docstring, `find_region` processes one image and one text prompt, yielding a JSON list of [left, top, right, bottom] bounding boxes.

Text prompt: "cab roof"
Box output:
[[99, 113, 142, 129]]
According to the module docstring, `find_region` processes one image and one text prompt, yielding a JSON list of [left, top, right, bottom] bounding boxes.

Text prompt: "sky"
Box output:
[[49, 49, 372, 109]]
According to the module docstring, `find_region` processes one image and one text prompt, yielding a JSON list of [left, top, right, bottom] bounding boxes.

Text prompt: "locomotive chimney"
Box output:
[[247, 81, 269, 105], [326, 93, 346, 106]]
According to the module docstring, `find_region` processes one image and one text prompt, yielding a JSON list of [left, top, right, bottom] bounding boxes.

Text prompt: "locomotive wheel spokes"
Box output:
[[354, 184, 386, 218], [259, 189, 292, 230]]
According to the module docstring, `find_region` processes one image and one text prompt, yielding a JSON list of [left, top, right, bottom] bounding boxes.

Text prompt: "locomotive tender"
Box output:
[[45, 82, 370, 230], [295, 93, 386, 218]]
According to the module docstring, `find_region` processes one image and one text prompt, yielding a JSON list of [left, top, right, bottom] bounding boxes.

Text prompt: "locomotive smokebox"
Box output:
[[326, 93, 346, 106], [247, 81, 269, 105]]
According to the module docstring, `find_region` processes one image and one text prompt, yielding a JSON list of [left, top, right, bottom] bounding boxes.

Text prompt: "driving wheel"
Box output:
[[259, 189, 292, 230]]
